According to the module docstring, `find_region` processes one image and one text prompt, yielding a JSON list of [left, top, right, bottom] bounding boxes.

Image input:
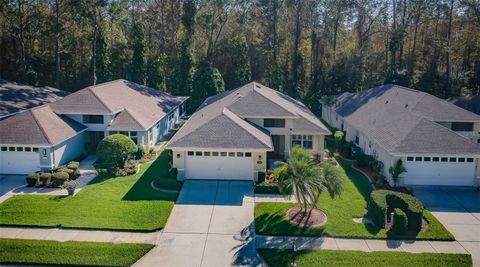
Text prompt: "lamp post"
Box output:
[[291, 240, 297, 267]]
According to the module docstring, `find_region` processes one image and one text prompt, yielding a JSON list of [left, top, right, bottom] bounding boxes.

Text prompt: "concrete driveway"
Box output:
[[134, 180, 266, 267], [0, 174, 26, 198], [414, 187, 480, 266]]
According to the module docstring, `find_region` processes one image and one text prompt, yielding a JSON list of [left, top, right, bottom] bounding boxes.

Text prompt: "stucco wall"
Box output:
[[66, 114, 114, 136], [53, 132, 86, 167]]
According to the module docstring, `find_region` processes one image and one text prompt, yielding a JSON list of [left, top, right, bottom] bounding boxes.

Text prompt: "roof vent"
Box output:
[[385, 100, 389, 104], [404, 103, 409, 108], [255, 84, 261, 88]]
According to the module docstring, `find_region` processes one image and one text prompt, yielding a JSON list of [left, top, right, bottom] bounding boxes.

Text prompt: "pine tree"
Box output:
[[95, 30, 112, 83], [146, 53, 168, 91], [190, 60, 224, 111], [129, 22, 146, 85], [172, 0, 196, 96], [224, 35, 251, 90]]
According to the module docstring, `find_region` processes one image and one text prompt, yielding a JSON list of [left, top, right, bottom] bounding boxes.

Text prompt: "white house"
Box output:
[[0, 80, 187, 174], [321, 84, 480, 187], [167, 82, 331, 181]]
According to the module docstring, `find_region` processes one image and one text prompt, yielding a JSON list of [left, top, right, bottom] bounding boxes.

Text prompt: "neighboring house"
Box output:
[[167, 82, 330, 181], [321, 84, 480, 187], [0, 79, 68, 119], [449, 95, 480, 116], [0, 79, 187, 174]]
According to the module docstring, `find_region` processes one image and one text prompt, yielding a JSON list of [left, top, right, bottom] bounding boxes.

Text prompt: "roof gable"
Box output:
[[108, 109, 144, 130], [0, 105, 86, 146]]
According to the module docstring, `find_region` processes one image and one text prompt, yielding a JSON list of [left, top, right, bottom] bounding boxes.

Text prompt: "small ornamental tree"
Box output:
[[334, 131, 344, 152], [389, 159, 407, 187], [96, 134, 137, 167]]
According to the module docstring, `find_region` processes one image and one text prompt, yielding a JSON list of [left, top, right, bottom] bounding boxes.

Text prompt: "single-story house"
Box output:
[[321, 84, 480, 187], [449, 95, 480, 117], [0, 79, 188, 174], [167, 82, 330, 181], [0, 79, 68, 119]]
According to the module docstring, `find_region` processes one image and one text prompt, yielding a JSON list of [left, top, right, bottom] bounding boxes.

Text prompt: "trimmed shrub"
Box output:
[[368, 190, 424, 232], [372, 172, 387, 188], [69, 161, 80, 166], [67, 162, 79, 170], [51, 172, 69, 187], [391, 208, 408, 234], [39, 172, 52, 186], [26, 173, 40, 187], [356, 153, 374, 168], [58, 168, 75, 179], [254, 182, 281, 194], [96, 134, 137, 167]]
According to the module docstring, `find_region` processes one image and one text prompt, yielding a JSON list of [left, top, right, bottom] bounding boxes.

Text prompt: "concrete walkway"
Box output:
[[0, 155, 97, 204], [256, 235, 470, 254]]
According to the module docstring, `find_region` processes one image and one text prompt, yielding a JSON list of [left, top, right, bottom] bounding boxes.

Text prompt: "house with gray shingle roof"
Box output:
[[321, 84, 480, 186], [167, 82, 331, 181], [0, 79, 68, 119], [0, 79, 187, 174]]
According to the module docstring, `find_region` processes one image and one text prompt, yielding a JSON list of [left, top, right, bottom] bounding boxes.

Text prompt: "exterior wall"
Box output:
[[66, 114, 114, 136], [39, 147, 54, 170], [313, 135, 325, 156], [321, 105, 343, 130], [253, 151, 267, 181], [53, 132, 86, 167], [476, 159, 480, 186]]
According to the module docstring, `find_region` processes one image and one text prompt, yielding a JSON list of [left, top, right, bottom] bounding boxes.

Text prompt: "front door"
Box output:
[[88, 131, 105, 152], [268, 135, 285, 159]]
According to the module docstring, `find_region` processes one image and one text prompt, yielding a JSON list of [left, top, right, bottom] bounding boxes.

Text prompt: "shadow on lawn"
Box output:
[[256, 212, 327, 237], [122, 150, 179, 202]]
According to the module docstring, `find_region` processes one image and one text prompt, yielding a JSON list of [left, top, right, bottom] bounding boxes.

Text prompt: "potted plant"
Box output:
[[61, 180, 79, 196]]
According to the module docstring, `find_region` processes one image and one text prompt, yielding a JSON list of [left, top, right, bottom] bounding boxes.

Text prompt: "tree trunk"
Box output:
[[445, 0, 454, 98]]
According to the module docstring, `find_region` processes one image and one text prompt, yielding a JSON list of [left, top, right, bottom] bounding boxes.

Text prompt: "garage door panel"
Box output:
[[404, 161, 474, 186], [185, 155, 253, 180], [1, 152, 39, 174]]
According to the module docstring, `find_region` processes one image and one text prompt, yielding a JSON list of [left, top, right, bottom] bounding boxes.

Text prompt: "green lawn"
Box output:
[[258, 249, 472, 267], [255, 157, 454, 240], [0, 238, 153, 266], [0, 150, 177, 231]]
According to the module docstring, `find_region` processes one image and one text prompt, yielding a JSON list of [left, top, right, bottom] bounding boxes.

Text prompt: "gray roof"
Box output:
[[331, 84, 480, 155], [50, 79, 188, 130], [167, 82, 329, 150], [0, 79, 67, 118], [448, 95, 480, 115], [0, 105, 87, 146]]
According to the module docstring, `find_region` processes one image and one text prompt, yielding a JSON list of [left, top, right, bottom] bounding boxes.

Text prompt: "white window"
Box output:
[[292, 135, 313, 150], [188, 151, 194, 156], [212, 152, 219, 156], [204, 152, 211, 156]]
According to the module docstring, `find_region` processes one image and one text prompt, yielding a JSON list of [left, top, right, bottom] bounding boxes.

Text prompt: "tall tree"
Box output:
[[95, 29, 111, 83], [190, 60, 225, 111], [129, 22, 146, 84], [224, 35, 251, 90]]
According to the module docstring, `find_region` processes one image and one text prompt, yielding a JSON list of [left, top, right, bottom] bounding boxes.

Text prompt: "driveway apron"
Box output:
[[133, 180, 265, 267]]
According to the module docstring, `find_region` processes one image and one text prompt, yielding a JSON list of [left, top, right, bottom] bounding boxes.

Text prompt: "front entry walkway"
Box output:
[[0, 155, 97, 204], [133, 180, 266, 267]]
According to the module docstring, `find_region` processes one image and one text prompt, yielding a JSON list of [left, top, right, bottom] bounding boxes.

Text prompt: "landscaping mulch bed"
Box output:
[[285, 207, 327, 228]]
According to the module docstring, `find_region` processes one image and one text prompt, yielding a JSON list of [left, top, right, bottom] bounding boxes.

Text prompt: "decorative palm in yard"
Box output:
[[389, 159, 408, 187], [274, 146, 343, 226]]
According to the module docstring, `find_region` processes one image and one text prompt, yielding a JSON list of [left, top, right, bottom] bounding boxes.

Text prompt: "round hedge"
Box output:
[[367, 189, 424, 232], [26, 173, 40, 187], [39, 172, 52, 184], [51, 172, 69, 187], [96, 134, 137, 166]]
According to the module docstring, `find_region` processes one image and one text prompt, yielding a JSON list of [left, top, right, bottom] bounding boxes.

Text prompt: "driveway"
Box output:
[[134, 180, 266, 267], [0, 175, 25, 199], [414, 187, 480, 266]]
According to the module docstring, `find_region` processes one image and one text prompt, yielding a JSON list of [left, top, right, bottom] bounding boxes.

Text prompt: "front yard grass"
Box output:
[[255, 157, 454, 240], [258, 249, 472, 267], [0, 238, 153, 266], [0, 150, 177, 231]]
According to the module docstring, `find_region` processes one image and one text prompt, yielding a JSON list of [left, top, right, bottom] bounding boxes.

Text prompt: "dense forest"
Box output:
[[1, 0, 480, 112]]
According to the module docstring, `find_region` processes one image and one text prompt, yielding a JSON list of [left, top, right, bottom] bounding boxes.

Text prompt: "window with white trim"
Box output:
[[292, 135, 313, 149]]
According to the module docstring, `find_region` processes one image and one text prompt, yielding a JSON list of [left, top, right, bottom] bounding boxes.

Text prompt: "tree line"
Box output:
[[1, 0, 479, 112]]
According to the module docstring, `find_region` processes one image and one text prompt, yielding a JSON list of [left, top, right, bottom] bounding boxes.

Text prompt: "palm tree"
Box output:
[[389, 159, 407, 187], [275, 146, 343, 215]]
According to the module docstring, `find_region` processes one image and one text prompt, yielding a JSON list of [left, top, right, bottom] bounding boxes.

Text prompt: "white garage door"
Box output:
[[185, 151, 253, 180], [1, 151, 40, 175], [404, 156, 475, 186]]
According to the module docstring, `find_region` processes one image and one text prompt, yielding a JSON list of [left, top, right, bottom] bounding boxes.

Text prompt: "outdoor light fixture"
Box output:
[[291, 240, 297, 267]]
